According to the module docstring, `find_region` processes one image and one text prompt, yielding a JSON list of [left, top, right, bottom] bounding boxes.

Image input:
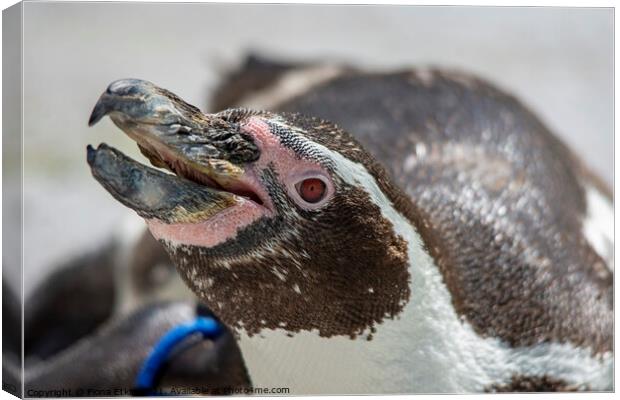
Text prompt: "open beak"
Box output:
[[87, 79, 261, 224]]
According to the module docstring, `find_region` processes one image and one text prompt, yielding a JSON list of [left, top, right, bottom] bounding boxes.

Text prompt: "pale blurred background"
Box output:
[[9, 3, 613, 294]]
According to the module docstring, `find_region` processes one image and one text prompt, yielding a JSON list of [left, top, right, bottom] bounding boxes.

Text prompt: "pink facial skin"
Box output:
[[242, 117, 335, 211], [147, 198, 266, 248], [147, 116, 334, 248]]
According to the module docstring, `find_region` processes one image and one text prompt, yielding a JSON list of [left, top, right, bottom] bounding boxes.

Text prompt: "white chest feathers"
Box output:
[[583, 185, 614, 271]]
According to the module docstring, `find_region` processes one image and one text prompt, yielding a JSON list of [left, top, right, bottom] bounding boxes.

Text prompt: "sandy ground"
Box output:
[[7, 3, 612, 295]]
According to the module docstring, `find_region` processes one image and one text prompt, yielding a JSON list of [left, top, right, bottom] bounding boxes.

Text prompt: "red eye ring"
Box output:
[[296, 178, 327, 204]]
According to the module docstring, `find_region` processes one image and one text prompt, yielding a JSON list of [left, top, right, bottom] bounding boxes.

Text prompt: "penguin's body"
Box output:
[[207, 59, 614, 393], [85, 59, 613, 393]]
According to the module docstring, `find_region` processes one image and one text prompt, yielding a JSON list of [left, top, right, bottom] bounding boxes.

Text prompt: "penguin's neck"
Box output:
[[235, 205, 611, 393], [234, 218, 472, 394]]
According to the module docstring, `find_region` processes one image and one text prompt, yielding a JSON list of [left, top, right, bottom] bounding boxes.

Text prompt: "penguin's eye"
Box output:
[[296, 178, 327, 204]]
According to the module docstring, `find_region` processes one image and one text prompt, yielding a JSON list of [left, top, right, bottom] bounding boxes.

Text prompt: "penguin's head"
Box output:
[[88, 79, 412, 338]]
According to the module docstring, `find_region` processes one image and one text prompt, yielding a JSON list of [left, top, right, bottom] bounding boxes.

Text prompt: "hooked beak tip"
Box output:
[[88, 98, 108, 127], [86, 144, 96, 166]]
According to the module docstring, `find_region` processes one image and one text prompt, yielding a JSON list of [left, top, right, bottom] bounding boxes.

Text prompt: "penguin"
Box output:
[[86, 58, 613, 393], [9, 223, 249, 395]]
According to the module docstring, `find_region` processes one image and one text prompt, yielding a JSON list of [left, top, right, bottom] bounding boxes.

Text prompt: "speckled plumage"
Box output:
[[205, 57, 613, 391]]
